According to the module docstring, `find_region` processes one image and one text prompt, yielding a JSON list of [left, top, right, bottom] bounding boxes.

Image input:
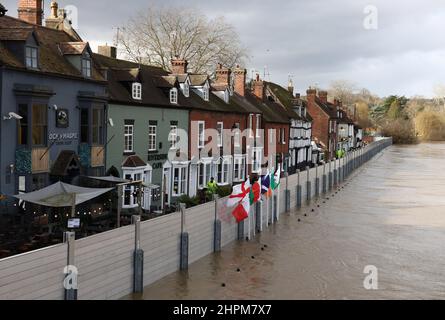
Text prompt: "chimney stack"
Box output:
[[318, 90, 328, 104], [18, 0, 43, 25], [98, 45, 117, 59], [171, 57, 188, 75], [252, 74, 264, 100], [233, 64, 247, 96], [215, 63, 231, 86]]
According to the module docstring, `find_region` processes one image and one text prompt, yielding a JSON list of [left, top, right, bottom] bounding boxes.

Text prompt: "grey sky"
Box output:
[[3, 0, 445, 97]]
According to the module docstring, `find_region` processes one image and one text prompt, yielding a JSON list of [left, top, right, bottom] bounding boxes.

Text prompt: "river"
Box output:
[[127, 143, 445, 300]]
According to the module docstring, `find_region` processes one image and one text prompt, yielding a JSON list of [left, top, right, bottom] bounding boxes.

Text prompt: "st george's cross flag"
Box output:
[[227, 179, 251, 223]]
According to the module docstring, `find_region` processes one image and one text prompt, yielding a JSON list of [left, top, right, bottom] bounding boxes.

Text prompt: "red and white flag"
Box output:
[[227, 179, 251, 223]]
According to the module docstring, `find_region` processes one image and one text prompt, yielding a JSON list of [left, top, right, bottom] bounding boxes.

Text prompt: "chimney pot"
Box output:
[[171, 57, 188, 75]]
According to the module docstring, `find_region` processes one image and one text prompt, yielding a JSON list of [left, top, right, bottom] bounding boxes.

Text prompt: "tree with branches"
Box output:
[[116, 5, 248, 74]]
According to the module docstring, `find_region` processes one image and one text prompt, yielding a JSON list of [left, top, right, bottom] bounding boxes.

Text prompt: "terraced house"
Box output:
[[169, 60, 264, 197], [265, 80, 313, 174], [94, 49, 190, 213], [0, 1, 108, 206], [306, 89, 339, 160]]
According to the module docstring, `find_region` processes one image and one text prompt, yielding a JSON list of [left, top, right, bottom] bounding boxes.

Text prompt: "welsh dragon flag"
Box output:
[[227, 179, 251, 223], [249, 179, 261, 205], [271, 165, 281, 191]]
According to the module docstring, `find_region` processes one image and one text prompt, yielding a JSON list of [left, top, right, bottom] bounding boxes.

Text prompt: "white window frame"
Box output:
[[169, 125, 178, 149], [122, 165, 152, 209], [255, 114, 261, 138], [198, 158, 213, 189], [148, 125, 157, 151], [233, 155, 246, 182], [132, 83, 142, 100], [184, 82, 190, 98], [217, 122, 224, 147], [203, 86, 209, 101], [248, 114, 254, 138], [124, 124, 134, 153], [198, 121, 205, 149], [172, 165, 188, 196], [216, 157, 231, 185], [281, 128, 286, 144], [170, 88, 178, 104], [233, 123, 241, 148], [252, 148, 262, 174], [25, 46, 38, 69]]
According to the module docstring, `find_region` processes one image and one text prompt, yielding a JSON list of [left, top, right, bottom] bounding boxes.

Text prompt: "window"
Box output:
[[184, 82, 190, 97], [18, 104, 28, 145], [198, 160, 212, 189], [217, 157, 230, 185], [82, 57, 92, 78], [122, 166, 152, 208], [233, 123, 240, 148], [169, 125, 178, 149], [252, 148, 262, 173], [25, 46, 38, 69], [132, 83, 142, 100], [170, 88, 178, 104], [217, 122, 223, 147], [92, 108, 104, 145], [124, 124, 134, 153], [198, 121, 205, 149], [233, 156, 245, 182], [173, 166, 187, 196], [203, 87, 209, 101], [248, 114, 253, 138], [31, 104, 47, 146], [148, 124, 157, 151], [280, 128, 286, 144], [80, 108, 89, 143], [32, 174, 47, 191], [256, 114, 261, 138]]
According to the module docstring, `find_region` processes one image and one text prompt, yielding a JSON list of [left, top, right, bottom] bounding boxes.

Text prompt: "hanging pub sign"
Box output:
[[56, 109, 69, 128]]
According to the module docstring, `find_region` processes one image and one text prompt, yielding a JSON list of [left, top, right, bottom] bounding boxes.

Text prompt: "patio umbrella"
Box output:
[[13, 181, 114, 208]]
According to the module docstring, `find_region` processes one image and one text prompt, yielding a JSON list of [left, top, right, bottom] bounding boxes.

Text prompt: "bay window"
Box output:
[[216, 157, 230, 185], [198, 159, 212, 189], [173, 165, 187, 196], [233, 155, 246, 182]]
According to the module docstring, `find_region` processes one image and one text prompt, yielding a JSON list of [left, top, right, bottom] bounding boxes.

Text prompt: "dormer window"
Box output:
[[170, 88, 178, 104], [224, 90, 229, 104], [25, 46, 38, 69], [132, 82, 142, 100], [82, 56, 92, 78], [184, 82, 190, 98], [203, 87, 209, 101]]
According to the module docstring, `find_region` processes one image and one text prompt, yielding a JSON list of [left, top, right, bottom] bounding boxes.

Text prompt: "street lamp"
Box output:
[[0, 3, 7, 17]]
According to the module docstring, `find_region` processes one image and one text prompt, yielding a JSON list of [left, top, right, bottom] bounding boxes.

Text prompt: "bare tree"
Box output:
[[328, 80, 358, 106], [116, 5, 248, 74]]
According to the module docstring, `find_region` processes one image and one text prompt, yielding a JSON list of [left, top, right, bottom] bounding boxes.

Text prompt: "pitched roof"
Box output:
[[265, 82, 313, 122], [0, 16, 105, 81], [122, 155, 147, 168], [58, 42, 88, 55], [189, 74, 208, 86], [93, 53, 189, 109]]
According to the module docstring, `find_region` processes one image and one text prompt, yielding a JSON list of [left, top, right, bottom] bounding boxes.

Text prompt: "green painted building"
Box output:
[[94, 50, 190, 213]]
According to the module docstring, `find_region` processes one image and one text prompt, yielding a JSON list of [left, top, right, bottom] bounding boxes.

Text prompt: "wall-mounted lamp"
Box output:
[[108, 118, 114, 127], [3, 112, 23, 120], [9, 164, 15, 174], [49, 104, 58, 111]]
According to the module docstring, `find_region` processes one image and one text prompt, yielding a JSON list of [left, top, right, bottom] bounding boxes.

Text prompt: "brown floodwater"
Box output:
[[128, 143, 445, 300]]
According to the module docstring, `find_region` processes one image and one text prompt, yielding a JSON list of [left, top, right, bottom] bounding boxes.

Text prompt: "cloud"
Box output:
[[2, 0, 444, 97]]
